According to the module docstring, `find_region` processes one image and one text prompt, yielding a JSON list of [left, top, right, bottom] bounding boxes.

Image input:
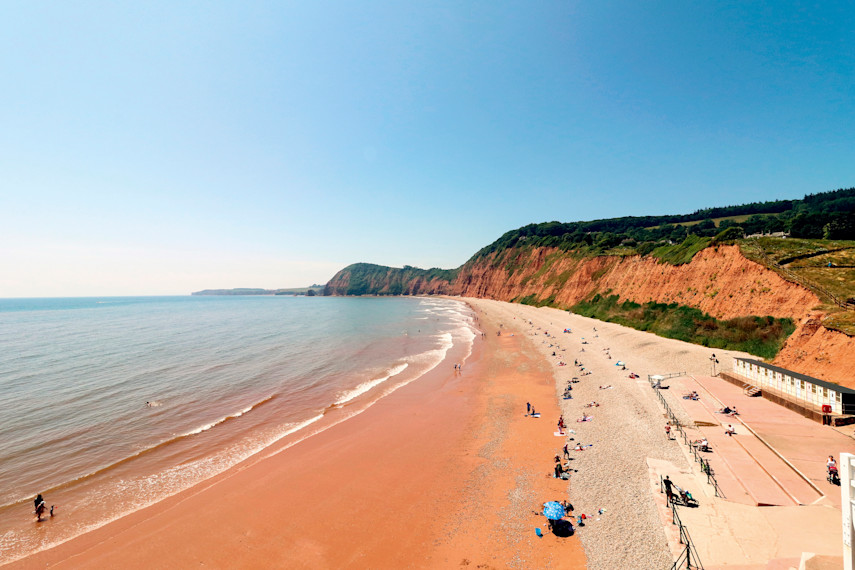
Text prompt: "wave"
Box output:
[[178, 398, 270, 437], [0, 411, 328, 565], [0, 395, 277, 510], [332, 363, 409, 406]]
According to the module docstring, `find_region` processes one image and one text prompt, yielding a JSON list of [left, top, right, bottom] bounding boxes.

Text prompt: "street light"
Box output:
[[709, 353, 719, 376]]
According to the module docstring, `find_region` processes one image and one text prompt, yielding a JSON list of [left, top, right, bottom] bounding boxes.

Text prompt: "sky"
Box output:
[[1, 1, 853, 296]]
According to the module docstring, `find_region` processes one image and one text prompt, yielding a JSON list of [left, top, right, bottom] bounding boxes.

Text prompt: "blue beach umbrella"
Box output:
[[543, 501, 565, 520]]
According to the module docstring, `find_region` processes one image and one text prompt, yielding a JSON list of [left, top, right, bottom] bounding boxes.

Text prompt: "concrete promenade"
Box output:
[[647, 372, 854, 569]]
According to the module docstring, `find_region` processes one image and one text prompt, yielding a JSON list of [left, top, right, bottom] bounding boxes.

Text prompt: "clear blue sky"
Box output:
[[2, 1, 853, 296]]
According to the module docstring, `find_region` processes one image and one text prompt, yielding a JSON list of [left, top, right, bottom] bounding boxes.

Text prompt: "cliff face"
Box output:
[[451, 245, 819, 320], [326, 247, 855, 387], [324, 263, 453, 296]]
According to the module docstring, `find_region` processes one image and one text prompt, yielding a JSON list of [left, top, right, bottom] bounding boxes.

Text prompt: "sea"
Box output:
[[0, 295, 476, 563]]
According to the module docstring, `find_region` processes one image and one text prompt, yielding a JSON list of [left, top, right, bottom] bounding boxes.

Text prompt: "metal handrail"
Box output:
[[650, 377, 725, 498], [667, 493, 705, 569]]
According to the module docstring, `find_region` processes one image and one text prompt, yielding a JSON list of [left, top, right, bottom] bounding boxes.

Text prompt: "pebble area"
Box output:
[[474, 299, 753, 570]]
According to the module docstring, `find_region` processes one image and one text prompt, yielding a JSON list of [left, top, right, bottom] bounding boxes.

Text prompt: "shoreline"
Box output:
[[7, 299, 585, 568], [0, 296, 473, 565]]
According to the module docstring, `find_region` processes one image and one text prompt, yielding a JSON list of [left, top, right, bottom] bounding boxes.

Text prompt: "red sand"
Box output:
[[9, 304, 585, 569]]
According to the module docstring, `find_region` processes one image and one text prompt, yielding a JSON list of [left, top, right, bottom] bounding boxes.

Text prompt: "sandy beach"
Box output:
[[467, 299, 852, 569], [9, 297, 849, 569], [7, 300, 585, 569]]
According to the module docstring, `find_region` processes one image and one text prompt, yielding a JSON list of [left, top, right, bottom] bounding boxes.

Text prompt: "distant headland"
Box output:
[[191, 285, 325, 296]]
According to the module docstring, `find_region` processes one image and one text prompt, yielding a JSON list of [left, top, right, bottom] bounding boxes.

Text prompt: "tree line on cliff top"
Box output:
[[330, 186, 854, 295], [474, 186, 855, 259]]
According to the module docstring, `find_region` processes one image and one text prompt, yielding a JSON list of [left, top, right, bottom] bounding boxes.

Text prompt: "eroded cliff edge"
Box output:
[[326, 245, 854, 388]]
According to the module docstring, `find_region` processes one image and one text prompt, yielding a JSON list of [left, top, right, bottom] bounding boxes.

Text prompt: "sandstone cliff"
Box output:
[[326, 246, 855, 387]]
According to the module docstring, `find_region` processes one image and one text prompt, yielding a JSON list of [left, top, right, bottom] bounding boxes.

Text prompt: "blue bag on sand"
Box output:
[[535, 527, 543, 537]]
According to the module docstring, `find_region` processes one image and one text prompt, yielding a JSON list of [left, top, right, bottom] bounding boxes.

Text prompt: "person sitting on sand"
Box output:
[[692, 438, 710, 451], [725, 424, 735, 436]]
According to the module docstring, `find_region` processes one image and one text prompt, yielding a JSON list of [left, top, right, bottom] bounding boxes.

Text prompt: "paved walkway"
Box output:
[[646, 373, 855, 569]]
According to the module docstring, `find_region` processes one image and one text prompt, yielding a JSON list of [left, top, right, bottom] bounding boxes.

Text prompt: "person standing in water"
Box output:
[[34, 494, 53, 521]]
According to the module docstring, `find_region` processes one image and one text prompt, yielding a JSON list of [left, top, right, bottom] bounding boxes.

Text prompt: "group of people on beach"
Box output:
[[33, 494, 54, 521]]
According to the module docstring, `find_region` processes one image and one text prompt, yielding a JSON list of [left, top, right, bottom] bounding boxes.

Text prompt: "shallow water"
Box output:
[[0, 295, 475, 563]]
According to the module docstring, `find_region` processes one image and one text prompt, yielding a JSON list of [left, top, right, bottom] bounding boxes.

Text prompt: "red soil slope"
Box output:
[[328, 245, 855, 387]]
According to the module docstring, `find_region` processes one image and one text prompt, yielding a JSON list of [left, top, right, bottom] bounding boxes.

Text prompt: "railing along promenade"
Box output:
[[660, 476, 705, 570], [648, 374, 726, 498]]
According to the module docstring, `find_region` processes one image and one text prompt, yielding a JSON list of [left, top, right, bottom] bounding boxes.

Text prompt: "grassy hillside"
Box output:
[[326, 263, 457, 296], [739, 237, 855, 334], [571, 293, 796, 359]]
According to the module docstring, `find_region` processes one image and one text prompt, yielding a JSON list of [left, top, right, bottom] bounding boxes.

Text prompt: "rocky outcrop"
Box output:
[[324, 263, 453, 296]]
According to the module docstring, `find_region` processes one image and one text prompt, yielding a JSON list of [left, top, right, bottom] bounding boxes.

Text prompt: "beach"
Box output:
[[8, 297, 849, 569], [7, 300, 586, 569]]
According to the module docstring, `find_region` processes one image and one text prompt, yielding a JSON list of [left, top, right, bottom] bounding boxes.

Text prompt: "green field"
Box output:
[[739, 237, 855, 334]]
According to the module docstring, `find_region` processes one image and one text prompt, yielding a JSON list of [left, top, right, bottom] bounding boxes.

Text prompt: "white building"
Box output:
[[733, 357, 854, 415]]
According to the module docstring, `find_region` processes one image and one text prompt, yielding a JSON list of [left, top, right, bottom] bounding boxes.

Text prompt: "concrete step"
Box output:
[[733, 431, 821, 505], [702, 431, 796, 506]]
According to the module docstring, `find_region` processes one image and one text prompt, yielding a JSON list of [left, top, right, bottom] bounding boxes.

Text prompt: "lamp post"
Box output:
[[709, 354, 719, 376]]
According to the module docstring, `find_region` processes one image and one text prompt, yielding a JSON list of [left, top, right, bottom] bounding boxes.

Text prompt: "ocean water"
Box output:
[[0, 295, 476, 563]]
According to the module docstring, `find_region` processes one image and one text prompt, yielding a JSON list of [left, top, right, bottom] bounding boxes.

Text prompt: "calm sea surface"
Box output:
[[0, 295, 475, 562]]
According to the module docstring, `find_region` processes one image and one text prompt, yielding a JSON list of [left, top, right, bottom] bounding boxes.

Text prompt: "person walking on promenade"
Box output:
[[663, 476, 674, 504]]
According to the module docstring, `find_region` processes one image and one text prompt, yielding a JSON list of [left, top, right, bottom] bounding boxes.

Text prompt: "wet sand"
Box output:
[[8, 302, 585, 569]]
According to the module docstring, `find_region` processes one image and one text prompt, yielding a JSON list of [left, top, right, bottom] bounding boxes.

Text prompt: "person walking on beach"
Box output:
[[527, 402, 531, 415], [563, 443, 570, 460], [665, 423, 672, 440]]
